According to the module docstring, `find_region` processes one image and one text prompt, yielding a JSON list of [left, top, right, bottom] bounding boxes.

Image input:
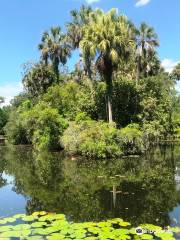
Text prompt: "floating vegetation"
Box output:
[[0, 212, 179, 239]]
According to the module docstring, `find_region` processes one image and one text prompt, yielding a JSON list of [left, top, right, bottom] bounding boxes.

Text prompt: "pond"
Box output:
[[0, 144, 180, 230]]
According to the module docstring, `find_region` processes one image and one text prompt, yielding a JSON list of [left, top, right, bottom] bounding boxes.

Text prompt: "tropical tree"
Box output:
[[67, 5, 92, 49], [135, 22, 159, 83], [171, 63, 180, 81], [80, 9, 135, 123], [22, 63, 58, 97], [146, 52, 161, 76], [67, 5, 93, 79], [38, 27, 71, 78]]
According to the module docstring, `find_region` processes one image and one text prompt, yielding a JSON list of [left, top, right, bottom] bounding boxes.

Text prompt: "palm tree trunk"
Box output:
[[136, 57, 140, 86], [52, 59, 59, 81], [107, 94, 113, 123], [106, 75, 113, 124], [85, 53, 92, 80]]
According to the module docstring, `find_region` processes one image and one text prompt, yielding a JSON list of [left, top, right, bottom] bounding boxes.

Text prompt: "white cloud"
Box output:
[[161, 58, 180, 73], [0, 82, 23, 106], [135, 0, 151, 7], [86, 0, 100, 4]]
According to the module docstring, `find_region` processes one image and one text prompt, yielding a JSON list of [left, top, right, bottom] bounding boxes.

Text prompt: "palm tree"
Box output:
[[146, 52, 161, 76], [66, 5, 92, 48], [135, 22, 159, 83], [80, 9, 135, 123], [66, 5, 93, 79], [38, 27, 71, 79]]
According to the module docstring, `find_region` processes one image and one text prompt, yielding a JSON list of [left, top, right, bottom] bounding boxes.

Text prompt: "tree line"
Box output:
[[0, 6, 179, 157]]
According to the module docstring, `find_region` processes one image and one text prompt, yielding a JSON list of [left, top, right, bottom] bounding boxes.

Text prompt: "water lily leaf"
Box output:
[[170, 227, 180, 232], [13, 214, 26, 219], [31, 221, 47, 228], [154, 231, 174, 240], [0, 226, 13, 232], [0, 230, 31, 238], [22, 215, 36, 222], [140, 234, 153, 239], [32, 211, 47, 217], [13, 224, 31, 230], [0, 217, 16, 224], [0, 220, 7, 225], [140, 224, 162, 231], [47, 233, 65, 240], [26, 236, 44, 240], [112, 229, 130, 236], [119, 221, 131, 227]]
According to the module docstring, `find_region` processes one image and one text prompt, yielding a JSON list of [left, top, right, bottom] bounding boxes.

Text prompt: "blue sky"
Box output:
[[0, 0, 180, 103]]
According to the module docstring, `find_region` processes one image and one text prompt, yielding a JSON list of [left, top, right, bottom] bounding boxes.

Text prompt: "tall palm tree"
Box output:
[[66, 5, 93, 79], [135, 22, 159, 83], [66, 5, 92, 48], [38, 27, 71, 78], [80, 9, 135, 123], [146, 52, 161, 76]]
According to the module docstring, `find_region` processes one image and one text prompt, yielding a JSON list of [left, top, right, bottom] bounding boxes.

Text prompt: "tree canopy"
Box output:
[[1, 6, 179, 154]]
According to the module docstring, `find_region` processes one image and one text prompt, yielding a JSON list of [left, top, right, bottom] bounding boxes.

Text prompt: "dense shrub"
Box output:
[[119, 123, 145, 155], [0, 107, 9, 135], [43, 80, 97, 120], [94, 78, 141, 126], [142, 121, 164, 146], [4, 111, 29, 145], [23, 103, 68, 151], [62, 120, 122, 158], [62, 121, 145, 158]]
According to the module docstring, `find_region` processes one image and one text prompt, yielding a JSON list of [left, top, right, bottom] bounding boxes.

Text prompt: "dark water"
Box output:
[[0, 144, 180, 229]]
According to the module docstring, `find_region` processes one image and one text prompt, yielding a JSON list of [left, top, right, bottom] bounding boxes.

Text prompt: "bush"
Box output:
[[43, 81, 97, 120], [0, 107, 9, 135], [4, 111, 29, 145], [62, 121, 146, 158], [119, 124, 145, 155], [62, 120, 122, 159], [142, 121, 164, 146], [23, 103, 68, 151]]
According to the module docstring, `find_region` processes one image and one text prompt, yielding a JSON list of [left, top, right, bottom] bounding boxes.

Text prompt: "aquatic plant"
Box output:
[[0, 212, 179, 239]]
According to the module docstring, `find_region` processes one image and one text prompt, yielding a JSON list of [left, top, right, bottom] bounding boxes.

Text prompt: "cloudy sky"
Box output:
[[0, 0, 180, 103]]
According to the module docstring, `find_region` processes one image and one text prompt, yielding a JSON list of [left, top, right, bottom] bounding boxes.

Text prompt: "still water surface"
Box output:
[[0, 144, 180, 228]]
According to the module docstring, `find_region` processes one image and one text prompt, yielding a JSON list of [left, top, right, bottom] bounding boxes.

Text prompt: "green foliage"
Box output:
[[38, 27, 71, 77], [3, 7, 179, 155], [0, 211, 178, 239], [138, 74, 174, 137], [4, 110, 29, 145], [62, 120, 122, 158], [112, 79, 140, 127], [22, 103, 68, 151], [0, 106, 9, 135], [62, 121, 145, 158], [119, 124, 145, 155], [80, 9, 135, 123], [22, 63, 58, 97], [75, 112, 91, 123], [43, 80, 97, 120], [171, 63, 180, 81]]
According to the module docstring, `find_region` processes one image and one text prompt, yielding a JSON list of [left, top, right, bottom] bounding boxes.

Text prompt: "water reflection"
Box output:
[[0, 144, 180, 227]]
